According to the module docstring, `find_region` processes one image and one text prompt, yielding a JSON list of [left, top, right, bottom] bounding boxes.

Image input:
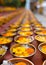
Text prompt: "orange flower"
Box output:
[[26, 48, 34, 54]]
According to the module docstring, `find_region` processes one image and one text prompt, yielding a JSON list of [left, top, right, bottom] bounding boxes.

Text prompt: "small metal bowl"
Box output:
[[5, 28, 17, 33], [14, 35, 34, 44], [8, 58, 34, 65], [2, 32, 16, 38], [35, 30, 46, 35], [35, 35, 46, 43], [17, 31, 33, 36], [38, 43, 46, 59], [10, 44, 36, 58], [0, 37, 12, 45]]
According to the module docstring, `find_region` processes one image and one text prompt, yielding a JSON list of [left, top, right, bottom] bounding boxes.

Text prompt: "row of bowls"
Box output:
[[0, 11, 46, 65], [7, 10, 46, 65], [0, 8, 24, 26], [0, 13, 46, 58], [0, 12, 27, 58]]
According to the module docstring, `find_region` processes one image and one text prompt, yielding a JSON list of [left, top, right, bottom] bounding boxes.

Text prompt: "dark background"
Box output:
[[0, 0, 26, 7]]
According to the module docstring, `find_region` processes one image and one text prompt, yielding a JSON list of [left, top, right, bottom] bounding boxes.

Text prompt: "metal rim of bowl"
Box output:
[[8, 58, 34, 65]]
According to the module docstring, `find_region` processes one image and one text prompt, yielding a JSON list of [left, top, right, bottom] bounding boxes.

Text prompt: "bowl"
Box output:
[[6, 28, 17, 33], [2, 31, 16, 37], [38, 43, 46, 59], [34, 24, 42, 28], [0, 36, 12, 45], [20, 23, 31, 27], [18, 27, 31, 32], [14, 35, 34, 44], [35, 35, 46, 43], [35, 27, 45, 31], [10, 44, 36, 58], [17, 31, 33, 36], [8, 58, 34, 65], [35, 30, 46, 35]]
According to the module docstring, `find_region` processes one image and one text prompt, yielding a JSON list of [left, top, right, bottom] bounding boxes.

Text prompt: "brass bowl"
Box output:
[[0, 37, 12, 45], [8, 58, 34, 65], [38, 43, 46, 59], [10, 44, 36, 58], [35, 30, 46, 35], [17, 31, 33, 36], [35, 35, 46, 43], [14, 35, 34, 44]]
